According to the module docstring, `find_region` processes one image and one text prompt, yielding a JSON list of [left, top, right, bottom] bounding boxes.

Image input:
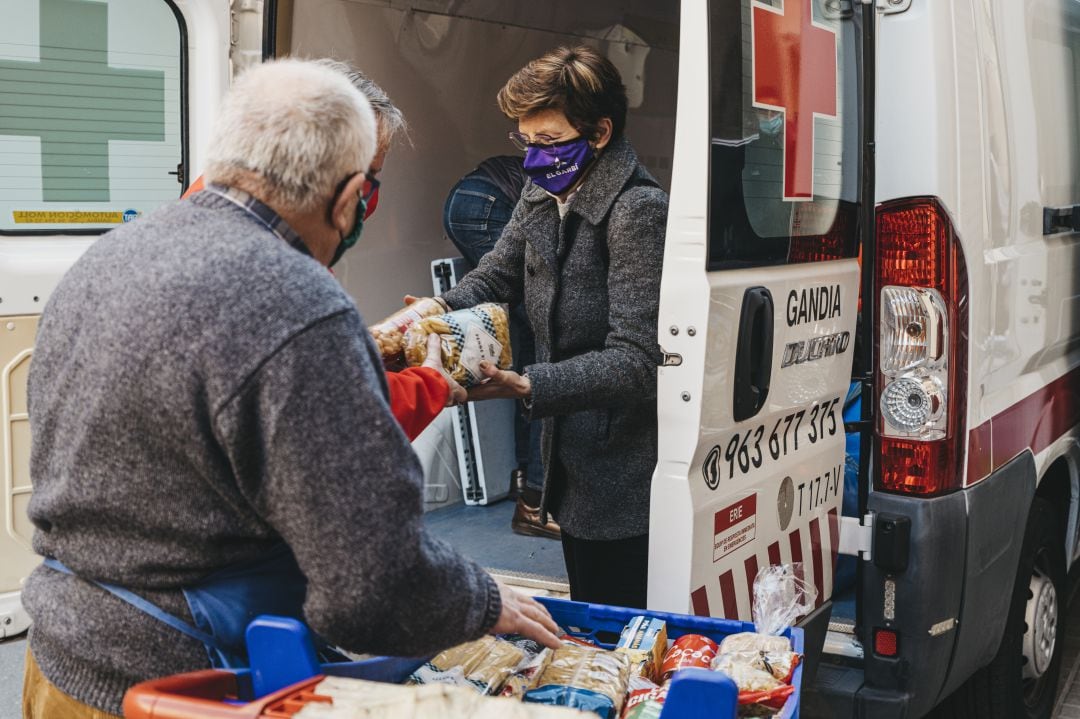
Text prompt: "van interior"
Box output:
[[269, 0, 681, 588], [269, 0, 866, 628]]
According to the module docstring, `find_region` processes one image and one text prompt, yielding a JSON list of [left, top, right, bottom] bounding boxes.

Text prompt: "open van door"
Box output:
[[0, 0, 230, 636], [649, 0, 867, 629]]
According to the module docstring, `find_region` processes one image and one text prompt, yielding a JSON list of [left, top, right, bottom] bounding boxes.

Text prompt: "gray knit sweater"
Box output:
[[23, 191, 500, 715]]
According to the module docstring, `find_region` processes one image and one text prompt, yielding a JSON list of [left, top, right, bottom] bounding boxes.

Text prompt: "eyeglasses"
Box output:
[[508, 131, 566, 152]]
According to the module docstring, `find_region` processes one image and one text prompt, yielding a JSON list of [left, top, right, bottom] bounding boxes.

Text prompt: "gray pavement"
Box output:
[[1053, 593, 1080, 719], [0, 635, 23, 719]]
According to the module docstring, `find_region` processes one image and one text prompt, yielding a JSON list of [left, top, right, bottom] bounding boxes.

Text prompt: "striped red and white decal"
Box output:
[[690, 514, 839, 620], [967, 365, 1080, 484]]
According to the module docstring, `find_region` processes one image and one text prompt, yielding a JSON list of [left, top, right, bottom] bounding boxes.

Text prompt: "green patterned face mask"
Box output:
[[330, 193, 367, 267], [329, 172, 377, 267]]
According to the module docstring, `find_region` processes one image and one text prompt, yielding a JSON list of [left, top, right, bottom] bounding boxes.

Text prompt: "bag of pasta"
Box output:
[[523, 642, 630, 718], [369, 297, 448, 366], [404, 303, 513, 388], [407, 635, 526, 695]]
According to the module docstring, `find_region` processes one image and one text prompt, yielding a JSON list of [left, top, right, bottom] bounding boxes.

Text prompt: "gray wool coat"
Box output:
[[442, 137, 668, 540]]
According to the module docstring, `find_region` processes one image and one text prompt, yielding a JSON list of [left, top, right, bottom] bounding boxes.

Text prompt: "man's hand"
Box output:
[[421, 333, 467, 407], [467, 361, 532, 402], [491, 580, 561, 649]]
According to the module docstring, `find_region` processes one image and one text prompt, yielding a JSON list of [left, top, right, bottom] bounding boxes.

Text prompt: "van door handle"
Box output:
[[733, 287, 774, 422]]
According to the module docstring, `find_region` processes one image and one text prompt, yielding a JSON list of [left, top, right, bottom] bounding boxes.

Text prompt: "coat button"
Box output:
[[526, 264, 536, 276]]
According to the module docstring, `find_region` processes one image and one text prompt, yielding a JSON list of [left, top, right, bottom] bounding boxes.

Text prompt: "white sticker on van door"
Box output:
[[714, 494, 758, 563]]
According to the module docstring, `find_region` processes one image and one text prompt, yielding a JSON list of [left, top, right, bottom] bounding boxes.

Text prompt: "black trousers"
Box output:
[[560, 531, 650, 609]]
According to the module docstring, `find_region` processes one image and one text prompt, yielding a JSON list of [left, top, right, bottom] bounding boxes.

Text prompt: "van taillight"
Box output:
[[874, 198, 968, 496]]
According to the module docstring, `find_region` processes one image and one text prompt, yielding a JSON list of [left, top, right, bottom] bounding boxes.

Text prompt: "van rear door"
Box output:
[[649, 0, 867, 622], [0, 0, 230, 635]]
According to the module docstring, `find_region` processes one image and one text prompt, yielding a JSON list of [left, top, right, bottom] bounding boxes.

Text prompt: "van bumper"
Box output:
[[805, 661, 911, 718], [805, 453, 1035, 718]]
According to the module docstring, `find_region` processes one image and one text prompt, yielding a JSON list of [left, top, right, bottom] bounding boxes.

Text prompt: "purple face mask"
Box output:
[[522, 136, 595, 195]]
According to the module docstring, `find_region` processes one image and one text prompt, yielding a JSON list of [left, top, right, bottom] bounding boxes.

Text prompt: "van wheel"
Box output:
[[933, 498, 1066, 719]]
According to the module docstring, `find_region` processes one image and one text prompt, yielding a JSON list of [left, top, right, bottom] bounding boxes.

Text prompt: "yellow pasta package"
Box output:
[[404, 303, 513, 388]]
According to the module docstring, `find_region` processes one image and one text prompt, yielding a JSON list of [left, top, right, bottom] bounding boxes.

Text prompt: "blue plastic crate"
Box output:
[[235, 597, 802, 719]]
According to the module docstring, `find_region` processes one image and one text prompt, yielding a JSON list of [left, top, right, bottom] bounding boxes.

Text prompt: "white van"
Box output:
[[1, 1, 1078, 717]]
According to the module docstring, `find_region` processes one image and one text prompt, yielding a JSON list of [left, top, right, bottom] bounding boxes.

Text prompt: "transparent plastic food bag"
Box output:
[[524, 642, 631, 718], [752, 562, 817, 637], [404, 303, 513, 388], [710, 564, 811, 715], [370, 297, 448, 364], [407, 635, 526, 695]]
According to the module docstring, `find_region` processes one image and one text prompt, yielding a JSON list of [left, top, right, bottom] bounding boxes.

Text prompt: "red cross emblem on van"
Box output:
[[752, 0, 838, 201]]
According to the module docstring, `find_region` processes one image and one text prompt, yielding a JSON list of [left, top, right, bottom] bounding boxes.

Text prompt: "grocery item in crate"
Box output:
[[752, 562, 817, 636], [716, 650, 801, 683], [614, 616, 668, 683], [560, 634, 601, 648], [502, 645, 555, 698], [298, 675, 590, 718], [404, 303, 513, 388], [706, 564, 808, 716], [659, 634, 719, 682], [711, 654, 797, 716], [711, 646, 799, 717], [524, 642, 631, 718], [718, 632, 793, 655], [370, 297, 448, 364], [407, 635, 526, 695], [712, 654, 789, 693], [620, 683, 667, 719]]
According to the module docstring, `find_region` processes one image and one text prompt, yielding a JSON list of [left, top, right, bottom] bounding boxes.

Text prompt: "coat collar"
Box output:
[[521, 136, 644, 226]]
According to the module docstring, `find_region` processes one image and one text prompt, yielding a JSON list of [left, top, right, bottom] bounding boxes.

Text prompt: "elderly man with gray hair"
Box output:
[[20, 59, 558, 719]]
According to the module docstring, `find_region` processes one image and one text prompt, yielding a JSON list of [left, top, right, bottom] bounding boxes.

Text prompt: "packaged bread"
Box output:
[[718, 632, 792, 656], [711, 653, 797, 716], [614, 617, 668, 683], [404, 303, 513, 388], [370, 297, 448, 363], [524, 643, 631, 718], [715, 650, 801, 683], [407, 635, 526, 695]]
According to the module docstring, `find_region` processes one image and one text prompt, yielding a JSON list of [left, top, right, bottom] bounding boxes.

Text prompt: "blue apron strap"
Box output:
[[42, 558, 224, 651]]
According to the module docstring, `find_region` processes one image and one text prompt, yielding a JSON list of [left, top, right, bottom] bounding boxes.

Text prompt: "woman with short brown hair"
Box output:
[[438, 46, 668, 608]]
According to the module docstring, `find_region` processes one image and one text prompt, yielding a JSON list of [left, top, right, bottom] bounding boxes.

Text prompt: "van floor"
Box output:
[[831, 585, 856, 627], [422, 499, 569, 590]]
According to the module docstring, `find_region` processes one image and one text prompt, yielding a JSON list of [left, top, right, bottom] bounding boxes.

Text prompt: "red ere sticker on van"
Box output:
[[713, 494, 757, 563]]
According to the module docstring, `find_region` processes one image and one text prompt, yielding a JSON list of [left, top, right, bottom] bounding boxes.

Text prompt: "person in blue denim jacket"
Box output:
[[443, 157, 560, 540]]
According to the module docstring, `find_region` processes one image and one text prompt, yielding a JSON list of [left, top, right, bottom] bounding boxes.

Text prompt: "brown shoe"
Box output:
[[512, 495, 562, 540], [510, 469, 560, 539]]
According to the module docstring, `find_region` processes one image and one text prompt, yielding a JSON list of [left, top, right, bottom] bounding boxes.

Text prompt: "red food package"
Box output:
[[559, 634, 600, 648], [660, 634, 720, 681], [621, 684, 668, 719], [738, 683, 797, 711]]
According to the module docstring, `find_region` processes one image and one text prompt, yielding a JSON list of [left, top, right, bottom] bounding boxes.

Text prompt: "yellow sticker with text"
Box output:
[[13, 211, 123, 224]]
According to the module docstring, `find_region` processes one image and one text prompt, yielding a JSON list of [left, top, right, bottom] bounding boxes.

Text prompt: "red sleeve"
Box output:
[[181, 175, 206, 200], [386, 367, 449, 441]]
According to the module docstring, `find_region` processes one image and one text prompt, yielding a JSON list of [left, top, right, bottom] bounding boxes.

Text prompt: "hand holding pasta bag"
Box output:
[[369, 296, 448, 366], [403, 303, 514, 389]]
